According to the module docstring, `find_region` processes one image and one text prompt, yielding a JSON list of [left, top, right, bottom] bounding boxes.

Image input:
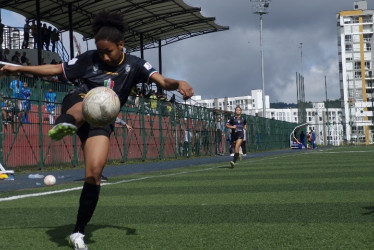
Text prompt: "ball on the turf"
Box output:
[[44, 175, 56, 186], [82, 87, 120, 127]]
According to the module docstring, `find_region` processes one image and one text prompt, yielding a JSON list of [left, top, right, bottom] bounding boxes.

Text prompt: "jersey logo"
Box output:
[[144, 62, 153, 70], [93, 64, 99, 72], [68, 58, 78, 65], [125, 64, 131, 73]]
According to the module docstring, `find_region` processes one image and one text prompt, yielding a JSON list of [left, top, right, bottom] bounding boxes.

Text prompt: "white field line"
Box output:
[[316, 150, 374, 154], [2, 150, 354, 203], [0, 166, 217, 202]]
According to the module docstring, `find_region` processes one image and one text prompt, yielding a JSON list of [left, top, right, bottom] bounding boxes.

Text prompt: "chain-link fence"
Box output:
[[0, 76, 297, 171]]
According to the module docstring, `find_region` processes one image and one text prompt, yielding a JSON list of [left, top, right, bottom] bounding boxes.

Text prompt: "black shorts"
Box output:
[[231, 131, 244, 141], [61, 90, 114, 143]]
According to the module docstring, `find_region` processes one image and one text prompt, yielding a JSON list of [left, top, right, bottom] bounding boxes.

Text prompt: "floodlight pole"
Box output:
[[259, 14, 266, 118], [251, 0, 271, 118]]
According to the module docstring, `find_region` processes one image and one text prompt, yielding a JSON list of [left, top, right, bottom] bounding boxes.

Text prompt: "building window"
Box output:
[[366, 43, 371, 51], [345, 44, 352, 52], [353, 43, 361, 52], [363, 33, 372, 42], [363, 15, 373, 23], [345, 35, 352, 42], [365, 61, 371, 69]]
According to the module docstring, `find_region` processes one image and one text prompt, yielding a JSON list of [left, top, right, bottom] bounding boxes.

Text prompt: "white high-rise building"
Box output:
[[192, 90, 344, 146], [337, 0, 374, 144], [191, 89, 270, 117]]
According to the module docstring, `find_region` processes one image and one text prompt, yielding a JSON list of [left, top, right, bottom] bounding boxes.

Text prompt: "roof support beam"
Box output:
[[68, 3, 74, 59], [140, 33, 144, 59], [36, 0, 42, 65]]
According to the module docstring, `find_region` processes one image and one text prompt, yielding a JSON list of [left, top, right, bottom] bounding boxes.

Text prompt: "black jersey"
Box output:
[[62, 50, 157, 106], [228, 116, 246, 132]]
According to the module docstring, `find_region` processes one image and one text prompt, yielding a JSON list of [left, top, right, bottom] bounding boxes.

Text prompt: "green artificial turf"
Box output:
[[1, 146, 374, 249]]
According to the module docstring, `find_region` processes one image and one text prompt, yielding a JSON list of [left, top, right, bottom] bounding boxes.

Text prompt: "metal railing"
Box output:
[[1, 25, 70, 64]]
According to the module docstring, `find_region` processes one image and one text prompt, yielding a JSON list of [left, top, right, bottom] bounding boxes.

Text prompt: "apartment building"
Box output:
[[337, 0, 374, 144], [193, 90, 344, 146], [191, 89, 270, 116]]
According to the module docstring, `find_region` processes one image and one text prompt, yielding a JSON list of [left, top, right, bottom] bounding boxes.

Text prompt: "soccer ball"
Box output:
[[82, 87, 120, 127], [44, 175, 56, 186]]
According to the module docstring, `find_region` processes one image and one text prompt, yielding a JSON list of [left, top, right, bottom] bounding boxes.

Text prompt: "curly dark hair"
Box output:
[[93, 11, 128, 44]]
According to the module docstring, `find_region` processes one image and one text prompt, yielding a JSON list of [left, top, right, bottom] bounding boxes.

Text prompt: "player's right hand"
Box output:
[[178, 81, 194, 100]]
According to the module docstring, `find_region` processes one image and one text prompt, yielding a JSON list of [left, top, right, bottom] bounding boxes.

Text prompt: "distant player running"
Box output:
[[226, 106, 247, 168]]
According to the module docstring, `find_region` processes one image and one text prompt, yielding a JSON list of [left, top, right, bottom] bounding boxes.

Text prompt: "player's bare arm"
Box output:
[[1, 64, 63, 76], [226, 123, 236, 129], [150, 72, 194, 100]]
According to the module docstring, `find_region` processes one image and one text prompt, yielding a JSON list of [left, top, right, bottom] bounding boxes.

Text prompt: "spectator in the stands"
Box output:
[[21, 52, 28, 64], [41, 24, 49, 50], [46, 26, 52, 51], [31, 20, 37, 48], [51, 28, 59, 52], [22, 19, 31, 49], [2, 48, 9, 62], [11, 51, 21, 64]]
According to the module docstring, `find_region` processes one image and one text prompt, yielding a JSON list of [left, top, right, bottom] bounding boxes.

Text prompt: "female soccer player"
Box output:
[[1, 11, 193, 250], [226, 106, 247, 168]]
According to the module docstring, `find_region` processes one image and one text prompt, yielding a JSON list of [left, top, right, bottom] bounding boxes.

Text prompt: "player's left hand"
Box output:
[[178, 81, 194, 100]]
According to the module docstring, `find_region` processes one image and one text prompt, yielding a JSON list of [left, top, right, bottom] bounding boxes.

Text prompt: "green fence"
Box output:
[[0, 75, 297, 171]]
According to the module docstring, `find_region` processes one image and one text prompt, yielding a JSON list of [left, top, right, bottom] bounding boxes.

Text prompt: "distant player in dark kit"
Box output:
[[1, 11, 194, 250], [226, 106, 247, 168]]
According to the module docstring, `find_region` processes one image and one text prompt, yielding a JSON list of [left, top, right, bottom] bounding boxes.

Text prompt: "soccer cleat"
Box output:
[[69, 232, 88, 250], [230, 161, 235, 168], [242, 154, 247, 157], [101, 175, 108, 181], [48, 122, 77, 141], [230, 153, 234, 156]]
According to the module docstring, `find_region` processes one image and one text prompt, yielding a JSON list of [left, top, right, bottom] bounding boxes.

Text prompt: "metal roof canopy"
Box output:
[[0, 0, 229, 52]]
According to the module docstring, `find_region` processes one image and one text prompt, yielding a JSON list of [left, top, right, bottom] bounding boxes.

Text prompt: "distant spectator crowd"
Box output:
[[0, 18, 61, 66], [0, 18, 61, 52]]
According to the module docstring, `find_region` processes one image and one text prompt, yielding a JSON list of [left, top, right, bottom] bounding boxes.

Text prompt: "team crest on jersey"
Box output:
[[125, 64, 131, 73], [144, 62, 152, 70], [104, 78, 114, 89], [93, 64, 99, 72]]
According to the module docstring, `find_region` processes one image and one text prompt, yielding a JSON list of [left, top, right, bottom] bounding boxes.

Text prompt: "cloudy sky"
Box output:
[[2, 0, 371, 104]]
